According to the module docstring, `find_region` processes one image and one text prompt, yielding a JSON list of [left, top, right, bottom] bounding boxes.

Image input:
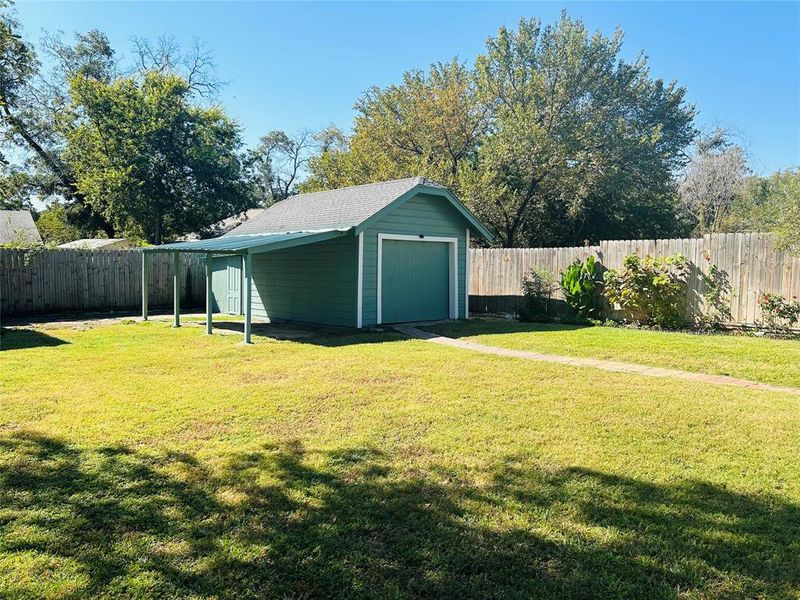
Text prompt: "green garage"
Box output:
[[380, 238, 451, 324], [142, 177, 493, 342]]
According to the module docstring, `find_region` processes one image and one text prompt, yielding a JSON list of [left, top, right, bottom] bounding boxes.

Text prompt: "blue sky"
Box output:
[[15, 1, 800, 175]]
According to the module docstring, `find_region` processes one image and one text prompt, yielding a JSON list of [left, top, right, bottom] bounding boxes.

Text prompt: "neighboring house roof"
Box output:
[[182, 207, 266, 241], [58, 238, 133, 250], [0, 210, 42, 245], [227, 177, 493, 240]]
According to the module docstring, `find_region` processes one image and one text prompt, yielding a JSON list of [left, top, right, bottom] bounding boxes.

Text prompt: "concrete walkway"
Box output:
[[395, 326, 800, 397]]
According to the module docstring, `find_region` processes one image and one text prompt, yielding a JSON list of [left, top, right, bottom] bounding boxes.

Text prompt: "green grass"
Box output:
[[426, 319, 800, 388], [1, 320, 799, 599]]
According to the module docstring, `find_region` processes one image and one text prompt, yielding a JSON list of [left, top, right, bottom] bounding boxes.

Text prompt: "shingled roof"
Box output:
[[0, 210, 42, 245], [227, 177, 451, 236], [148, 177, 492, 254]]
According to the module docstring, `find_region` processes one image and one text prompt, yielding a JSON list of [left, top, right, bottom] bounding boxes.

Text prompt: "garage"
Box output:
[[379, 236, 454, 323], [143, 177, 493, 341]]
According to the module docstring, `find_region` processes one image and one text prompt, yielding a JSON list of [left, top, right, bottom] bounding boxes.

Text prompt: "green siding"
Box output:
[[250, 235, 358, 327], [362, 193, 468, 326], [211, 190, 475, 329], [381, 240, 450, 323]]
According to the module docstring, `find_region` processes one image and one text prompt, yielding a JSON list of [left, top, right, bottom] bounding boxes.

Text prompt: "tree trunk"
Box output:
[[98, 219, 115, 238], [154, 216, 162, 246]]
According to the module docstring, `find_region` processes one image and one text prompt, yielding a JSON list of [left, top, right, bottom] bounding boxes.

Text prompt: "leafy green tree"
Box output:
[[0, 4, 117, 231], [760, 170, 799, 255], [727, 168, 800, 254], [304, 15, 697, 247], [35, 202, 80, 245], [0, 166, 33, 210], [1, 2, 228, 237], [473, 15, 696, 246], [65, 72, 253, 244], [302, 59, 487, 195]]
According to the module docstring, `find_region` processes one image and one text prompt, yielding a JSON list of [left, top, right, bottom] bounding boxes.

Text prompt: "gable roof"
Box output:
[[0, 210, 42, 245], [226, 177, 493, 241]]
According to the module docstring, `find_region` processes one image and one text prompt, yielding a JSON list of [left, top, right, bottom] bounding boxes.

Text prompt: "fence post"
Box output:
[[205, 253, 213, 335], [141, 252, 149, 320], [173, 252, 180, 328]]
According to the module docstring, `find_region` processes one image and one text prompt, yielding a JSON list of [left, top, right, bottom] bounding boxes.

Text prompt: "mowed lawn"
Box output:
[[1, 320, 799, 599], [427, 319, 800, 389]]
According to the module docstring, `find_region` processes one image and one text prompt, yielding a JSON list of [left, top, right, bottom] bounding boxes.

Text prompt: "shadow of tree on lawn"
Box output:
[[0, 432, 797, 599]]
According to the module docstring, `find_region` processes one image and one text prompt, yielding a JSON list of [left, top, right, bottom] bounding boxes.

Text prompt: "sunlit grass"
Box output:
[[426, 318, 800, 388], [1, 320, 798, 598]]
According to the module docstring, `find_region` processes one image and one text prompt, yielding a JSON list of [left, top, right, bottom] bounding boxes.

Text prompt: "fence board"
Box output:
[[1, 249, 205, 316], [469, 233, 799, 326]]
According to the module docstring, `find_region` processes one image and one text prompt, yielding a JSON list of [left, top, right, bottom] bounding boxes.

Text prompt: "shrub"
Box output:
[[518, 267, 556, 322], [758, 292, 800, 331], [560, 255, 603, 320], [603, 253, 689, 329]]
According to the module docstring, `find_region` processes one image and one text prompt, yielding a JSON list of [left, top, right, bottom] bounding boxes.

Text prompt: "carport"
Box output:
[[141, 229, 349, 343]]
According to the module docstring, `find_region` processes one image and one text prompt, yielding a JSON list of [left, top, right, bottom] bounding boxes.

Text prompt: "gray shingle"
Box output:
[[0, 210, 42, 245], [226, 177, 440, 236]]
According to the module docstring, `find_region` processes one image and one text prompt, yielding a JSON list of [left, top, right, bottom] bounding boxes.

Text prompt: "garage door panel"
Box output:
[[381, 239, 449, 323]]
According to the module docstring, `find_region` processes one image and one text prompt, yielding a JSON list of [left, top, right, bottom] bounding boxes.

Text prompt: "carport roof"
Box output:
[[141, 228, 349, 254]]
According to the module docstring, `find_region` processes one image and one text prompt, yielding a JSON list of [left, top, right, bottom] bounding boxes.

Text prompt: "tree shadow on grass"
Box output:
[[0, 327, 68, 351], [0, 431, 797, 599]]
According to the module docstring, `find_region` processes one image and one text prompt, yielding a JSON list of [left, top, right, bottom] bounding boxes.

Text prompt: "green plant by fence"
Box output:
[[468, 233, 800, 326], [0, 249, 205, 316]]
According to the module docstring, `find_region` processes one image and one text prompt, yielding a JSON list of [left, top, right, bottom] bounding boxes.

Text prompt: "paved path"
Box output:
[[395, 326, 800, 397]]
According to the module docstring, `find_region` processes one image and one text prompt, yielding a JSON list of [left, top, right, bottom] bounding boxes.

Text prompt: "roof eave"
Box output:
[[140, 228, 352, 255]]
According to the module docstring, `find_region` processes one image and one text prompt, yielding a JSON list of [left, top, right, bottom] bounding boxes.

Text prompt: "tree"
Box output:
[[768, 169, 800, 255], [1, 2, 228, 235], [679, 129, 750, 233], [35, 202, 79, 245], [726, 168, 800, 254], [0, 166, 33, 210], [473, 15, 696, 246], [304, 15, 696, 247], [0, 5, 116, 231], [250, 130, 315, 204], [65, 72, 253, 244], [302, 59, 488, 195]]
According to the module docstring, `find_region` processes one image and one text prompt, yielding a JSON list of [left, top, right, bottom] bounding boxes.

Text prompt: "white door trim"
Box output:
[[377, 233, 458, 325], [356, 231, 364, 328], [465, 228, 470, 319]]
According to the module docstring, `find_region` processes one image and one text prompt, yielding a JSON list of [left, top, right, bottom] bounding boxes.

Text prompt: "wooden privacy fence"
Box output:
[[469, 233, 800, 326], [0, 249, 205, 316]]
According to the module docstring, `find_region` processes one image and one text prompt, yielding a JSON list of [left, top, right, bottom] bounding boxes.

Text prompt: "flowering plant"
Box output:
[[758, 292, 800, 330]]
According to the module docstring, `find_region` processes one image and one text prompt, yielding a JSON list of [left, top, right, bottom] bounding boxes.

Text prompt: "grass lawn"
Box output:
[[1, 320, 799, 599], [426, 318, 800, 389]]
